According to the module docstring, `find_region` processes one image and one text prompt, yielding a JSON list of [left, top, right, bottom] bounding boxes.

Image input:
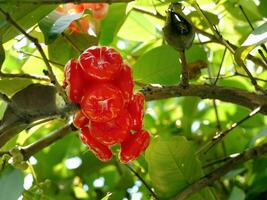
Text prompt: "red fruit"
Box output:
[[80, 127, 112, 161], [113, 64, 134, 105], [73, 111, 89, 128], [90, 110, 132, 146], [56, 4, 85, 14], [79, 46, 123, 81], [64, 59, 85, 103], [81, 83, 124, 123], [69, 17, 89, 33], [82, 3, 109, 20], [127, 93, 145, 131], [119, 130, 150, 164]]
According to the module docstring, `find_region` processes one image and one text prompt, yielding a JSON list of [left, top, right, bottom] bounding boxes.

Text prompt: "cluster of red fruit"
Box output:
[[63, 46, 150, 163]]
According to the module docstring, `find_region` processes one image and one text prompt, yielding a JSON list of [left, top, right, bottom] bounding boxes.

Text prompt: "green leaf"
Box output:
[[145, 136, 215, 199], [259, 0, 267, 17], [48, 35, 79, 65], [118, 10, 159, 42], [0, 78, 32, 96], [0, 3, 56, 43], [228, 186, 246, 200], [39, 11, 83, 44], [133, 45, 181, 85], [99, 3, 127, 45], [235, 22, 267, 66], [186, 45, 207, 62], [223, 0, 262, 22], [48, 33, 97, 65], [0, 169, 24, 200], [188, 10, 219, 27], [0, 36, 5, 68]]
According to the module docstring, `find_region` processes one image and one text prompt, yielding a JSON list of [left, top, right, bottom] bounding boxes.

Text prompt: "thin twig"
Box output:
[[214, 47, 227, 85], [238, 5, 254, 30], [205, 73, 267, 83], [134, 81, 148, 87], [239, 5, 267, 56], [0, 71, 50, 81], [202, 153, 239, 169], [132, 3, 267, 69], [258, 49, 267, 65], [212, 100, 222, 131], [235, 72, 267, 83], [197, 106, 261, 154], [179, 50, 189, 87], [17, 50, 65, 68], [193, 40, 215, 45], [22, 123, 74, 159], [126, 164, 159, 200], [0, 8, 68, 102], [62, 33, 83, 53], [173, 142, 267, 200], [191, 2, 264, 93]]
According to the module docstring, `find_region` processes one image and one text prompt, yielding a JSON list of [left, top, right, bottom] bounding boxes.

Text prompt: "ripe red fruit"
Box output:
[[90, 109, 132, 146], [79, 46, 123, 81], [119, 130, 150, 164], [127, 93, 145, 131], [113, 64, 134, 105], [56, 3, 84, 14], [64, 59, 85, 103], [73, 111, 88, 128], [81, 83, 124, 122], [81, 127, 112, 161]]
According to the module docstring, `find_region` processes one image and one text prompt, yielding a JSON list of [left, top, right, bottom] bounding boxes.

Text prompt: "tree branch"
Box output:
[[0, 92, 11, 103], [22, 123, 74, 159], [0, 72, 50, 81], [125, 164, 159, 200], [197, 106, 261, 155], [142, 84, 267, 115], [0, 8, 68, 102], [132, 7, 267, 69], [173, 142, 267, 200], [17, 50, 65, 68]]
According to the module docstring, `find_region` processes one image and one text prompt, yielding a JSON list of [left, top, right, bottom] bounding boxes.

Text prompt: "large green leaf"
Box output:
[[39, 10, 83, 44], [228, 186, 246, 200], [145, 136, 215, 199], [99, 3, 127, 45], [133, 45, 180, 85], [0, 169, 24, 200], [48, 33, 97, 65], [235, 22, 267, 66], [118, 10, 160, 42], [186, 45, 207, 62], [0, 3, 56, 43], [223, 0, 262, 22]]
